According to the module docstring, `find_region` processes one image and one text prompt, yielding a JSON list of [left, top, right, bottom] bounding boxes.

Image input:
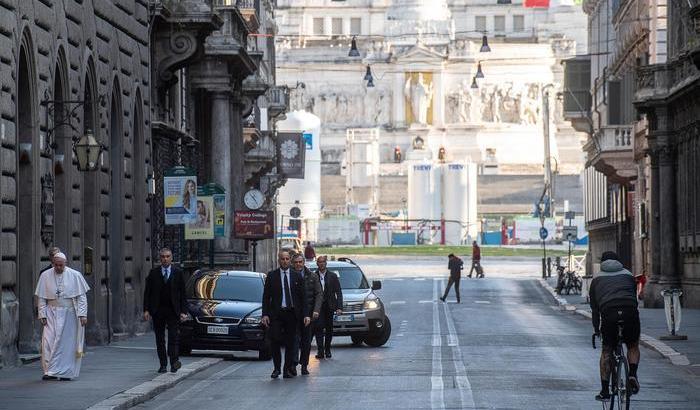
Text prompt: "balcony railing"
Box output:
[[212, 0, 259, 32], [599, 126, 633, 151], [267, 86, 288, 117]]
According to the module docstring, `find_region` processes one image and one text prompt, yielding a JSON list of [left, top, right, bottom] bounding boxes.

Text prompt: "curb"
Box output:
[[86, 357, 223, 410], [537, 279, 691, 367]]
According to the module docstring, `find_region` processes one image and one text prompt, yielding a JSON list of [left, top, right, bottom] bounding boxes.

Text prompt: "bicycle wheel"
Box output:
[[616, 357, 629, 410]]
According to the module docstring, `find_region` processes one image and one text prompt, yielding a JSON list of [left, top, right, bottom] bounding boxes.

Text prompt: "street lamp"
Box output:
[[363, 65, 373, 82], [475, 62, 484, 78], [348, 36, 360, 57], [480, 35, 491, 53], [73, 129, 104, 172], [470, 76, 479, 89]]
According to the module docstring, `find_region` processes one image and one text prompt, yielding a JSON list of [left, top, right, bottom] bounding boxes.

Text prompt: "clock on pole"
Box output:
[[244, 189, 265, 210]]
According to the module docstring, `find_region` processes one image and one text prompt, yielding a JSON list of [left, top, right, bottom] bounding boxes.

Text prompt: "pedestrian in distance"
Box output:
[[261, 251, 310, 379], [314, 255, 343, 359], [590, 251, 641, 401], [35, 252, 90, 381], [40, 246, 62, 274], [290, 254, 322, 375], [440, 254, 463, 303], [467, 241, 483, 278], [304, 241, 316, 261], [143, 248, 188, 374]]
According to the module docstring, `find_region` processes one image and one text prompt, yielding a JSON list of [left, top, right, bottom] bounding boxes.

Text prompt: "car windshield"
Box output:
[[331, 266, 369, 289], [186, 275, 263, 302]]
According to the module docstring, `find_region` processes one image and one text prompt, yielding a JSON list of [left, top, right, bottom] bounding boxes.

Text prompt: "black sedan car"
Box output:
[[179, 270, 270, 360]]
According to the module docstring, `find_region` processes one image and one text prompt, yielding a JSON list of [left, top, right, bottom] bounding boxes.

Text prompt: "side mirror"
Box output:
[[371, 280, 382, 290]]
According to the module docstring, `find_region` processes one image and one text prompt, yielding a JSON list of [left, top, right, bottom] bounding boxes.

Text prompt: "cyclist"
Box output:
[[589, 251, 641, 401]]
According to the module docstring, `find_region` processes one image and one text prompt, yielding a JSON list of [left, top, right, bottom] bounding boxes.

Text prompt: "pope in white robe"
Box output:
[[34, 252, 90, 380]]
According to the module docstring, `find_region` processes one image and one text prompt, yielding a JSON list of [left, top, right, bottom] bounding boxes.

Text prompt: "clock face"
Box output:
[[244, 189, 264, 210]]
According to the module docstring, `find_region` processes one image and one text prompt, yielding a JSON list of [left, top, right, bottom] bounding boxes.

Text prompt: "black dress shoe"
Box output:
[[42, 375, 58, 381], [283, 370, 294, 379], [325, 351, 332, 358], [170, 360, 182, 373], [158, 366, 168, 373], [58, 377, 72, 381], [315, 352, 325, 359], [270, 369, 281, 379], [289, 366, 297, 376], [301, 366, 310, 375], [440, 296, 446, 302]]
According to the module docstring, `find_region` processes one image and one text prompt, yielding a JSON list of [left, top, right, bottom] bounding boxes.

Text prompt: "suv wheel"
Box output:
[[350, 335, 365, 346], [364, 316, 391, 347]]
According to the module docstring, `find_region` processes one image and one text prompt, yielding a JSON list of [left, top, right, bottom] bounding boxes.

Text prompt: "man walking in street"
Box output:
[[440, 254, 463, 303], [262, 251, 309, 379], [143, 248, 188, 374], [468, 241, 481, 278], [590, 251, 641, 401], [35, 252, 90, 381], [304, 241, 316, 261], [291, 254, 322, 375], [314, 256, 343, 359]]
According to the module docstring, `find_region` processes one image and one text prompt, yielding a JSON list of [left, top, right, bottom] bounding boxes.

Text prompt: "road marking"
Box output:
[[474, 300, 491, 304], [415, 278, 427, 281], [390, 300, 406, 305], [431, 279, 445, 410], [419, 300, 434, 304], [443, 297, 476, 409], [151, 362, 248, 408]]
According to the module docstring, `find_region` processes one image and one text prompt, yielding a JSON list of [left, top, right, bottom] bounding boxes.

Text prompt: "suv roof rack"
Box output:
[[337, 257, 357, 266]]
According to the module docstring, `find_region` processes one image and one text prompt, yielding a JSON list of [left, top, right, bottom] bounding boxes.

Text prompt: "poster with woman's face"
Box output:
[[164, 173, 197, 225], [185, 195, 214, 240]]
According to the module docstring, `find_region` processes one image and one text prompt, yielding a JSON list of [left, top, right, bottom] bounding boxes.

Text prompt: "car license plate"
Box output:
[[334, 314, 354, 322], [207, 326, 228, 335]]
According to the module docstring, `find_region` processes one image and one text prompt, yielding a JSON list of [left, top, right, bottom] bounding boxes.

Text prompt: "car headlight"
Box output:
[[244, 315, 262, 324], [363, 298, 380, 310]]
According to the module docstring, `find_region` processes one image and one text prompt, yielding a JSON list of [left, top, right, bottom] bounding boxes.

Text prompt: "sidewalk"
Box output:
[[0, 333, 224, 410], [541, 275, 700, 376]]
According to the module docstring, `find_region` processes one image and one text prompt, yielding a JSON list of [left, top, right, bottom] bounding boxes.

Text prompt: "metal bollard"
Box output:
[[542, 258, 547, 279], [547, 257, 552, 278], [660, 288, 688, 340]]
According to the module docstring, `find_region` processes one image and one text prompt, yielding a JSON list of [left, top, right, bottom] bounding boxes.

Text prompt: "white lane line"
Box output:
[[415, 278, 427, 281], [390, 300, 406, 305], [474, 300, 491, 304], [431, 279, 445, 410], [152, 362, 248, 408], [419, 300, 435, 304], [443, 298, 476, 409]]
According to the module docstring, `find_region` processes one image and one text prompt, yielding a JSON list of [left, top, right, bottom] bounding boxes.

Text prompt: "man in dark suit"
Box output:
[[262, 251, 310, 379], [291, 254, 322, 375], [314, 255, 343, 359], [143, 247, 188, 373]]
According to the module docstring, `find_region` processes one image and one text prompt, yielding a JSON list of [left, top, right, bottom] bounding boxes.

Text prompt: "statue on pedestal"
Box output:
[[404, 73, 434, 125]]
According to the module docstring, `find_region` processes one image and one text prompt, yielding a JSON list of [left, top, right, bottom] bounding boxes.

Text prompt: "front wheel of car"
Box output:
[[351, 335, 365, 346], [258, 346, 272, 361], [364, 316, 391, 347]]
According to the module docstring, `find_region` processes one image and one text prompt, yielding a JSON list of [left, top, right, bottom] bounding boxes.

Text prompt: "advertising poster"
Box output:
[[277, 132, 305, 179], [164, 167, 197, 225], [213, 193, 226, 237], [233, 210, 275, 240], [185, 195, 215, 240]]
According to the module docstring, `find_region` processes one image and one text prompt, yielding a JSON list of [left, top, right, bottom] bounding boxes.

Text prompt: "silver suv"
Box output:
[[306, 257, 391, 347]]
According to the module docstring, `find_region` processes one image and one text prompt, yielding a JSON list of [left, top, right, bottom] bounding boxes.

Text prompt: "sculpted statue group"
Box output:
[[446, 82, 542, 125]]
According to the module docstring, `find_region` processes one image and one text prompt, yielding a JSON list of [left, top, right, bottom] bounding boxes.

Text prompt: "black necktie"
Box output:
[[283, 272, 293, 309]]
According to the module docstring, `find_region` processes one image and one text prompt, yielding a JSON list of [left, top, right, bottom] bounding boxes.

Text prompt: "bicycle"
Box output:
[[557, 267, 582, 295], [592, 319, 631, 410]]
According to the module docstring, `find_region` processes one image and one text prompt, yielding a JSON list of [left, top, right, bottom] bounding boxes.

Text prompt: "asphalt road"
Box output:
[[135, 257, 700, 409]]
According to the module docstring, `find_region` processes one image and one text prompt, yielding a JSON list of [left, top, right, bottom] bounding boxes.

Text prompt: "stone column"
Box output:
[[649, 150, 660, 284], [658, 144, 679, 287], [393, 72, 406, 128], [433, 71, 445, 127], [210, 91, 233, 251]]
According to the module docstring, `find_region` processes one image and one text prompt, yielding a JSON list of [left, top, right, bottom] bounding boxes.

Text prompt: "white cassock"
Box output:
[[34, 267, 90, 379]]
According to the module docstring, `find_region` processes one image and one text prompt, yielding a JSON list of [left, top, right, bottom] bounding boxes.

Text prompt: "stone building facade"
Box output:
[[0, 0, 152, 366], [0, 0, 287, 368]]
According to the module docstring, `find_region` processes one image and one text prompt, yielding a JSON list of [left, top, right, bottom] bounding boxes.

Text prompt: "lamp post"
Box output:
[[73, 129, 104, 171]]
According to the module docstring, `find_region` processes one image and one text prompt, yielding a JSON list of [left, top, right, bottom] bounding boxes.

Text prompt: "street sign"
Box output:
[[562, 225, 578, 242], [539, 227, 548, 240], [565, 211, 576, 220], [290, 206, 301, 218], [163, 166, 197, 225]]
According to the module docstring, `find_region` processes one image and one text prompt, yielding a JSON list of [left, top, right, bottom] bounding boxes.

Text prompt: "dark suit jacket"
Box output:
[[262, 268, 309, 321], [317, 269, 343, 312], [143, 265, 188, 317]]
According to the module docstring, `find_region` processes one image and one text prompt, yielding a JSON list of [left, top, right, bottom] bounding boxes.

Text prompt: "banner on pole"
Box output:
[[233, 210, 275, 240], [164, 166, 197, 225], [185, 183, 225, 240], [277, 132, 305, 179]]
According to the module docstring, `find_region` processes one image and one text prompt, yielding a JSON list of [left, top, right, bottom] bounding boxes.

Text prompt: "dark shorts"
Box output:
[[601, 306, 640, 347]]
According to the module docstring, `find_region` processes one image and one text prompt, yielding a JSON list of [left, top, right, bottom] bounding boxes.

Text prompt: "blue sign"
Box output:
[[539, 227, 548, 240], [303, 133, 313, 150]]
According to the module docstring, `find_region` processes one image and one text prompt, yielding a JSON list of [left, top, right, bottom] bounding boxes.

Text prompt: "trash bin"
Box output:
[[660, 288, 688, 340]]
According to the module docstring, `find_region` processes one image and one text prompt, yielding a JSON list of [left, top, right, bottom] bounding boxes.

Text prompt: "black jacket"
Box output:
[[262, 268, 309, 321], [300, 267, 323, 315], [143, 265, 188, 317], [589, 259, 637, 332], [317, 269, 343, 312]]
